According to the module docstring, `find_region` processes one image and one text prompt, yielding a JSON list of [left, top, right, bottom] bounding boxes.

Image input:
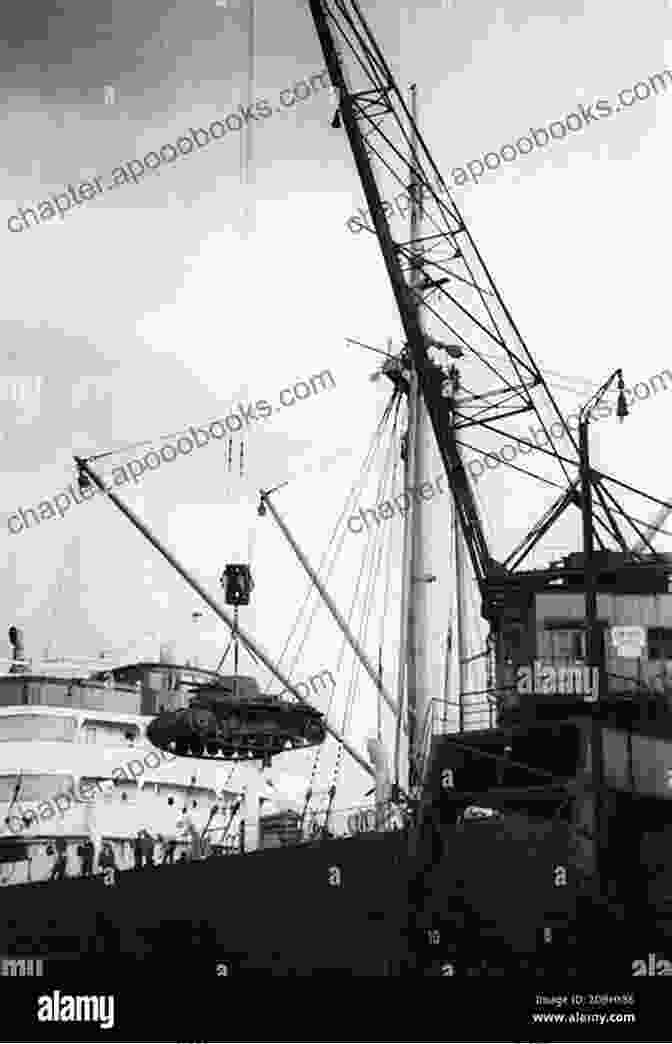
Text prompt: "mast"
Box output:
[[394, 353, 417, 788], [402, 85, 452, 781], [404, 84, 425, 783], [454, 515, 466, 732], [394, 86, 423, 788]]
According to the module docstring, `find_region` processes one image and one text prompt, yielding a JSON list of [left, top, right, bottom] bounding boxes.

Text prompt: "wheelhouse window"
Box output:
[[647, 627, 672, 660], [81, 720, 140, 745], [551, 629, 585, 659], [539, 623, 586, 661], [156, 782, 216, 805]]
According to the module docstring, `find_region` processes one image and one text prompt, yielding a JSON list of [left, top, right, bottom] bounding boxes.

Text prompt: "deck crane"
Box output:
[[302, 8, 672, 968], [306, 0, 672, 641]]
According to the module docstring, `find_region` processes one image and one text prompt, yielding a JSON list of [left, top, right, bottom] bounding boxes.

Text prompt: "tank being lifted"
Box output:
[[146, 674, 327, 767]]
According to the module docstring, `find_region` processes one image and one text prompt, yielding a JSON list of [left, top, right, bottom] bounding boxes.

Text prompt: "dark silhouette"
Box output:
[[49, 839, 68, 881], [133, 831, 143, 869], [161, 836, 177, 865], [99, 842, 116, 872], [79, 839, 94, 876], [136, 829, 154, 867]]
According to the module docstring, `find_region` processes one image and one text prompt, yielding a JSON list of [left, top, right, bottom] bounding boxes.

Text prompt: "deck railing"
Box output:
[[201, 798, 407, 855], [0, 658, 133, 677], [414, 694, 497, 787], [0, 676, 141, 714]]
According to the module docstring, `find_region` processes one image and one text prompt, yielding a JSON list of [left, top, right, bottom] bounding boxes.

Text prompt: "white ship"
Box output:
[[0, 633, 242, 885]]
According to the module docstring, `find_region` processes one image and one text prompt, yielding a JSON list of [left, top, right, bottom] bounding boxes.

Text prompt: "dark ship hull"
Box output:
[[2, 714, 669, 982], [2, 724, 670, 1039], [411, 730, 672, 980], [0, 831, 408, 975]]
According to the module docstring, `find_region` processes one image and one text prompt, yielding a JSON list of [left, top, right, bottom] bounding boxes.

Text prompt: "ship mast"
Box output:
[[397, 86, 463, 785], [394, 87, 418, 790], [397, 84, 439, 788], [454, 514, 466, 733]]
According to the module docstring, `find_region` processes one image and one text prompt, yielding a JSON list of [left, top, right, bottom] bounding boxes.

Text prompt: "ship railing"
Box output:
[[0, 656, 191, 678], [300, 800, 405, 842], [198, 800, 407, 853], [0, 657, 128, 679], [415, 695, 495, 785]]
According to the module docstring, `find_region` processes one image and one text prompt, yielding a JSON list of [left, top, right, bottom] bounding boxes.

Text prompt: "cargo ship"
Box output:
[[1, 8, 671, 1036]]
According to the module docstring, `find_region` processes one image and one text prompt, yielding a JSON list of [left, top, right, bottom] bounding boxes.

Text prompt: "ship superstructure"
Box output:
[[0, 653, 240, 885], [410, 549, 672, 976]]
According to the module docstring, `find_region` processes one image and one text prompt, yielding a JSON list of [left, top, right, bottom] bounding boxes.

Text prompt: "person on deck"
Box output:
[[99, 842, 116, 872], [79, 838, 94, 877], [160, 834, 177, 865], [139, 829, 155, 867], [49, 839, 68, 881], [133, 831, 144, 869]]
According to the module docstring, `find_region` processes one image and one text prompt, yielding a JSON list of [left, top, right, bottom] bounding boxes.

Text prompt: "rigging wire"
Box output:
[[376, 421, 404, 751], [322, 410, 404, 813], [352, 335, 600, 398], [259, 392, 402, 818], [324, 511, 381, 824], [453, 434, 672, 544], [262, 391, 399, 697], [456, 346, 602, 394], [319, 417, 403, 812]]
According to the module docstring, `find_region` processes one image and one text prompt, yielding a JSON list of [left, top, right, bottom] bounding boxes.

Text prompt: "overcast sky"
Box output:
[[1, 0, 671, 805]]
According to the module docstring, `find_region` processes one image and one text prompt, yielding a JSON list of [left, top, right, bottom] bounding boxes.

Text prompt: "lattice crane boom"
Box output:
[[306, 0, 672, 626]]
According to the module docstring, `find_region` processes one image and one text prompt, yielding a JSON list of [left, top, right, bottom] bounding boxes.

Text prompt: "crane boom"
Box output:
[[306, 0, 672, 626], [308, 0, 495, 598]]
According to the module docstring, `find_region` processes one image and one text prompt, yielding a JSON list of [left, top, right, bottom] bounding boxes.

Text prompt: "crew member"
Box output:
[[49, 838, 68, 881], [80, 838, 94, 876]]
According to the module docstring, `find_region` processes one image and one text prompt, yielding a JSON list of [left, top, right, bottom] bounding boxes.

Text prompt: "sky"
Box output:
[[1, 0, 671, 808]]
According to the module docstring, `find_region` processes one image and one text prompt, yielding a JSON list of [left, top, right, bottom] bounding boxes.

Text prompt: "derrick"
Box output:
[[306, 0, 672, 636]]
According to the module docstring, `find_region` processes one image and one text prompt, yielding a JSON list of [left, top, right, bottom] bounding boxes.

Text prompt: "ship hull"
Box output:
[[0, 831, 408, 975]]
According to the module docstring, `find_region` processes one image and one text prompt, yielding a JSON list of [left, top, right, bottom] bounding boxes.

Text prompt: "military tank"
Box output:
[[146, 674, 326, 767]]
